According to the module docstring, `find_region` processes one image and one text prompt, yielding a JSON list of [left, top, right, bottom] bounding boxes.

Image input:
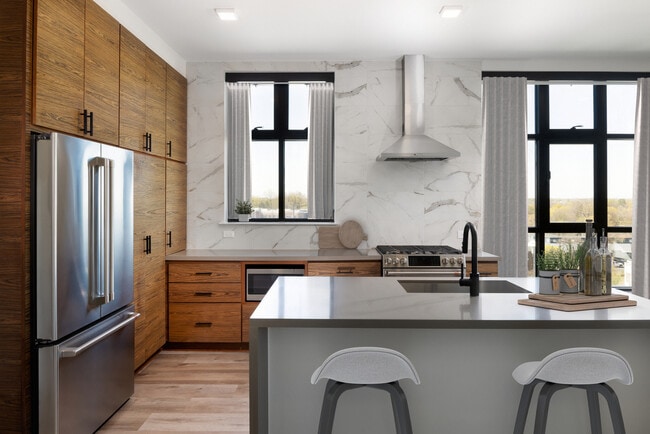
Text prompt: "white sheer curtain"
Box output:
[[308, 82, 334, 220], [225, 82, 251, 220], [632, 78, 650, 297], [482, 77, 528, 277]]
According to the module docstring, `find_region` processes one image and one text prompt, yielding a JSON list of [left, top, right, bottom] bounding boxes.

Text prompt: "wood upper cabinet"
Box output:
[[133, 153, 166, 368], [34, 0, 119, 143], [165, 160, 187, 255], [165, 66, 187, 162], [119, 28, 166, 157]]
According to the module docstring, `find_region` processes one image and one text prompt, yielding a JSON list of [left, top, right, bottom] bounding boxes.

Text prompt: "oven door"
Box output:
[[383, 268, 463, 278], [246, 265, 305, 301]]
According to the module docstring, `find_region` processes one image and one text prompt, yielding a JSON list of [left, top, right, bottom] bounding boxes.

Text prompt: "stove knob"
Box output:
[[386, 258, 393, 266], [449, 257, 456, 265], [400, 257, 407, 265], [441, 258, 448, 265]]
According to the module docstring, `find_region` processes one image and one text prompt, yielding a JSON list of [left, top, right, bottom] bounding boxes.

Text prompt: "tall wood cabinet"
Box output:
[[133, 153, 167, 368], [166, 160, 187, 255], [119, 27, 167, 157], [33, 0, 119, 144], [165, 66, 187, 162]]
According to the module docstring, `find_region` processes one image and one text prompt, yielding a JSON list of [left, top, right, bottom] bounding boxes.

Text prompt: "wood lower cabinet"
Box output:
[[242, 302, 258, 343], [307, 260, 381, 276], [168, 262, 242, 343], [468, 260, 499, 277]]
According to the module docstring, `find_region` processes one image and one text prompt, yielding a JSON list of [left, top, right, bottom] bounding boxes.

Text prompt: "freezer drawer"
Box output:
[[38, 307, 138, 434]]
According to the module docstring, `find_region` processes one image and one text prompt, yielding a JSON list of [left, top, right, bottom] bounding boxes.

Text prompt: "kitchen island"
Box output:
[[249, 276, 650, 434]]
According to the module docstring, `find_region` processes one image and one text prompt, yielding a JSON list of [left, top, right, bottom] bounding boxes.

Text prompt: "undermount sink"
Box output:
[[398, 279, 530, 294]]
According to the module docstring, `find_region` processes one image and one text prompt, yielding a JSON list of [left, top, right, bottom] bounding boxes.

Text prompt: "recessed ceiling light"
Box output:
[[439, 5, 463, 18], [215, 8, 238, 21]]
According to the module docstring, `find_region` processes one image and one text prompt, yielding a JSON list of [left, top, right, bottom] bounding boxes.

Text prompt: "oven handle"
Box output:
[[383, 269, 462, 278]]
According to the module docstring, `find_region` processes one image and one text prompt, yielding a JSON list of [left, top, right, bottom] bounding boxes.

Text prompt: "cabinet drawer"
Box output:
[[467, 261, 499, 277], [169, 282, 241, 303], [168, 261, 241, 283], [307, 261, 381, 277], [168, 303, 241, 342]]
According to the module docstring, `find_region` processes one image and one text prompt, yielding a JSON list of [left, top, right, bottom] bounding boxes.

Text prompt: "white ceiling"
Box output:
[[108, 0, 650, 64]]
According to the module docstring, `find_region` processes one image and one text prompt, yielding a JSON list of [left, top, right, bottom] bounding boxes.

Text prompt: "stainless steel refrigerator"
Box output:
[[32, 132, 138, 433]]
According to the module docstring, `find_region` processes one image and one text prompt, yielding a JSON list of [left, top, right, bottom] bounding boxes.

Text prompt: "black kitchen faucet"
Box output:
[[459, 222, 480, 296]]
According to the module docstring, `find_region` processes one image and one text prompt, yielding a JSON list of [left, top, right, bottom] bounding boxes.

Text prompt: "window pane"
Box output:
[[250, 84, 274, 130], [289, 84, 309, 130], [527, 233, 536, 277], [284, 140, 309, 219], [607, 233, 632, 286], [549, 144, 593, 222], [607, 140, 634, 226], [549, 84, 593, 129], [607, 84, 637, 134], [250, 141, 279, 218], [527, 140, 536, 226], [527, 85, 535, 134]]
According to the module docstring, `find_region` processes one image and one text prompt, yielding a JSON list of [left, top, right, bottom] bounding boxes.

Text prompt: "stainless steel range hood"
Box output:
[[377, 55, 460, 161]]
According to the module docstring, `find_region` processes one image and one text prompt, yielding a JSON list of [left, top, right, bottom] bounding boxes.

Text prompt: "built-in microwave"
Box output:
[[245, 264, 305, 301]]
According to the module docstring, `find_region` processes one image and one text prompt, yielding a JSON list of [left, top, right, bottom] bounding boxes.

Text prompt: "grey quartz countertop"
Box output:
[[166, 249, 499, 262], [250, 276, 650, 328]]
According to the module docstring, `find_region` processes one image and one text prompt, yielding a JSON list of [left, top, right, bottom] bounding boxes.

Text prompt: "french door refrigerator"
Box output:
[[32, 132, 138, 433]]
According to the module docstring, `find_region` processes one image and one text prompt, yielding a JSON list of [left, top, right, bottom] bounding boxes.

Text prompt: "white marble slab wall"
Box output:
[[186, 59, 483, 250]]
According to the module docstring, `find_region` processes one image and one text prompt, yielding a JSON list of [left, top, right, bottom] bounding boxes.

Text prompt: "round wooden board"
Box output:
[[338, 220, 365, 248]]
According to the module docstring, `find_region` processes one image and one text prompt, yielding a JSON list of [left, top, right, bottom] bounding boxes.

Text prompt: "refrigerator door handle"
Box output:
[[89, 156, 115, 305], [59, 312, 140, 358]]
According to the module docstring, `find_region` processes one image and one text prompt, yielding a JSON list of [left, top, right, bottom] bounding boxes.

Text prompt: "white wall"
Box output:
[[186, 59, 483, 250]]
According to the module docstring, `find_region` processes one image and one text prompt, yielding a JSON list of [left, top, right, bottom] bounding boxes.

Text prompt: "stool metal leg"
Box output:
[[317, 380, 363, 434], [513, 379, 543, 434], [585, 386, 603, 434], [371, 381, 413, 434], [534, 383, 569, 434], [592, 383, 626, 434]]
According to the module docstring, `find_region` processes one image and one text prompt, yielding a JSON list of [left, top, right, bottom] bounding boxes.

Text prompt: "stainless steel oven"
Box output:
[[245, 265, 305, 301], [376, 245, 465, 278]]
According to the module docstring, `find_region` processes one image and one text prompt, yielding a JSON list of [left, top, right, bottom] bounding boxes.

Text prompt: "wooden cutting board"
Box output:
[[518, 293, 637, 311], [338, 220, 366, 249], [318, 226, 344, 249]]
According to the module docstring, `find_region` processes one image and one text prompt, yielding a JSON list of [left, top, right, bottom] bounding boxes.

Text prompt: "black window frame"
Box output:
[[483, 71, 646, 264], [226, 72, 335, 222]]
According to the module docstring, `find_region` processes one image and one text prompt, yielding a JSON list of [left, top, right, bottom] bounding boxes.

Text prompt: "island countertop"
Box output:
[[250, 276, 650, 328]]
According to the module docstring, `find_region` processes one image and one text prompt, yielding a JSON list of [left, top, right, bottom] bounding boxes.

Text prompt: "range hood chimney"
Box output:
[[376, 55, 460, 161]]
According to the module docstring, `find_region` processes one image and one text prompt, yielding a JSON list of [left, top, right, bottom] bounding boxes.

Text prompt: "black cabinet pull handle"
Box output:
[[166, 141, 172, 157], [195, 322, 212, 327], [193, 292, 212, 297], [144, 235, 152, 254], [167, 231, 172, 247], [143, 133, 152, 152], [194, 272, 212, 276], [336, 267, 355, 274], [88, 111, 94, 136], [80, 109, 93, 135]]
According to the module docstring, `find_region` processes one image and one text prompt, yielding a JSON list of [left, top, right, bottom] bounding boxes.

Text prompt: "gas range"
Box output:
[[375, 245, 465, 277]]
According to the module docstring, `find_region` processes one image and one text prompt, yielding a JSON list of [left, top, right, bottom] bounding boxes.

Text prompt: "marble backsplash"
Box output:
[[186, 59, 483, 250]]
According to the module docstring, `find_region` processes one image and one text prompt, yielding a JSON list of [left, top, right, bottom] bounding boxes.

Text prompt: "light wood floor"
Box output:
[[98, 350, 250, 433]]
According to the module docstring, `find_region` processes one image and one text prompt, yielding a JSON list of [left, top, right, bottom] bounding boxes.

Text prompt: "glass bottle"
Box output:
[[578, 219, 593, 292], [598, 232, 612, 295], [583, 232, 599, 296]]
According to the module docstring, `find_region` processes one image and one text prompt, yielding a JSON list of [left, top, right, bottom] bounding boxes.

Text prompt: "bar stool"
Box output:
[[311, 347, 420, 434], [512, 347, 633, 434]]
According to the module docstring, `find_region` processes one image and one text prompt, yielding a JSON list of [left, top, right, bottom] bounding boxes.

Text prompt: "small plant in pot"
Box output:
[[235, 199, 253, 222], [536, 249, 561, 294], [556, 244, 586, 293]]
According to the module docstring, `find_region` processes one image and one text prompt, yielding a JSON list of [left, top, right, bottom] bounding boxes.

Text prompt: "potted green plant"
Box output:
[[536, 249, 561, 295], [556, 244, 585, 293], [235, 199, 253, 222]]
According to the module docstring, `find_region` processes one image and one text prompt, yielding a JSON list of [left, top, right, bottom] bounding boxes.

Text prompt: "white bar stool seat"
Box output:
[[311, 347, 420, 434], [512, 347, 633, 434]]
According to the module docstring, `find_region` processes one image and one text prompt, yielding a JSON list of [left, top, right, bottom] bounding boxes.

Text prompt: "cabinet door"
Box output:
[[145, 48, 167, 157], [33, 0, 84, 134], [307, 261, 381, 276], [165, 66, 187, 162], [165, 160, 186, 255], [119, 27, 146, 153], [83, 0, 119, 144], [133, 153, 166, 368]]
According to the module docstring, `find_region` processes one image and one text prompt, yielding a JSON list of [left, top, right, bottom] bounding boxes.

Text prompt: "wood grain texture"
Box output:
[[119, 27, 146, 152], [98, 350, 249, 433], [317, 226, 344, 248], [169, 303, 242, 343], [165, 66, 187, 162], [133, 153, 167, 368], [241, 303, 258, 343], [338, 220, 365, 248], [168, 262, 242, 283], [518, 297, 637, 311], [83, 0, 119, 144], [165, 160, 186, 255], [467, 260, 499, 276], [145, 48, 167, 157], [307, 260, 381, 276], [169, 282, 241, 303], [33, 0, 84, 133], [0, 1, 30, 430]]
